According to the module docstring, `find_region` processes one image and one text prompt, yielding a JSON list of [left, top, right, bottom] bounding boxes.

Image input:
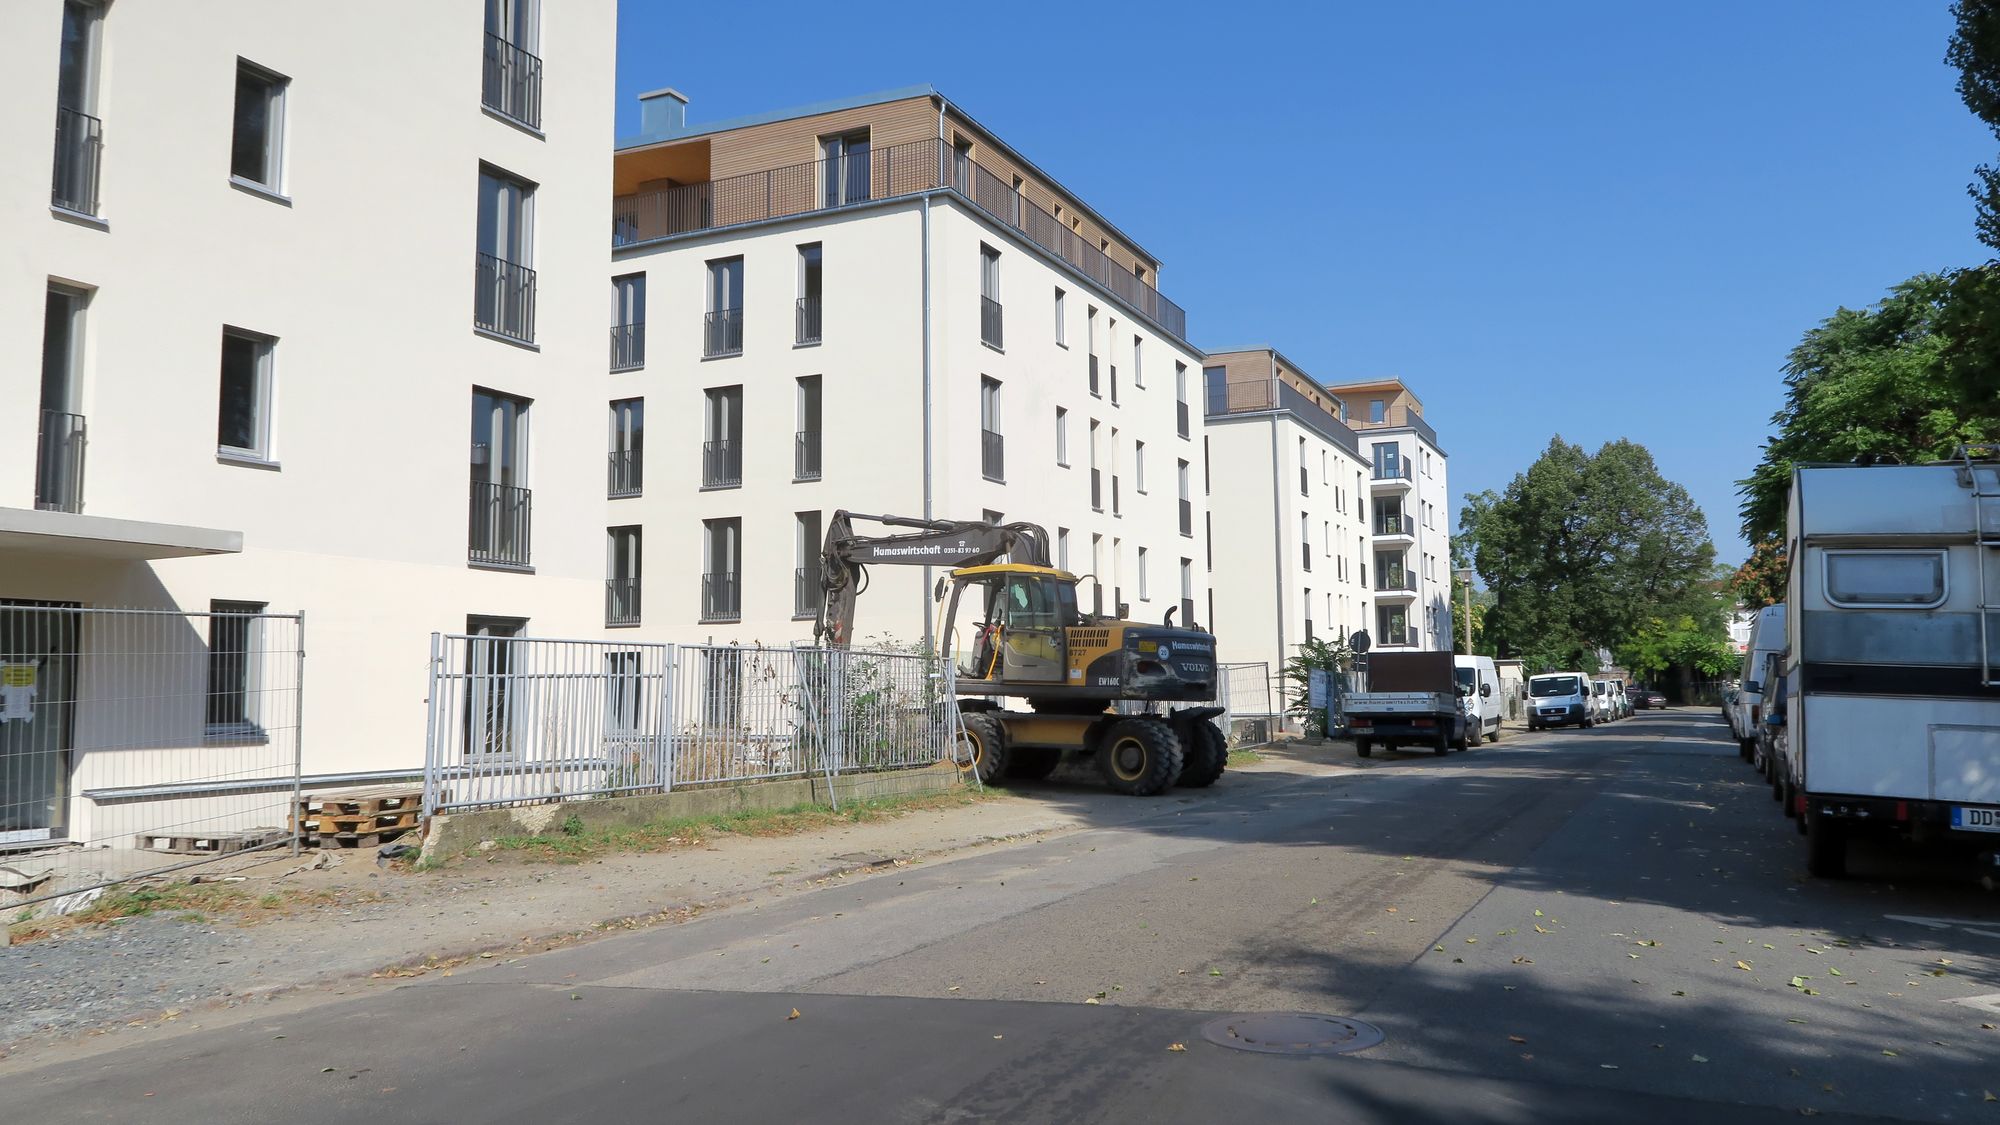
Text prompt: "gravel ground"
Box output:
[[1, 915, 261, 1043]]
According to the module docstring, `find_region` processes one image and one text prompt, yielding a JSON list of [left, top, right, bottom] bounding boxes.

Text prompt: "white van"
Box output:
[[1729, 604, 1788, 759], [1590, 679, 1615, 723], [1454, 656, 1503, 744], [1527, 672, 1594, 730]]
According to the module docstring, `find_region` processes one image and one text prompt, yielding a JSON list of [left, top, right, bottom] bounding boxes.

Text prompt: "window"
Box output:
[[1055, 407, 1069, 467], [604, 650, 644, 736], [217, 329, 275, 462], [1369, 399, 1386, 424], [1057, 527, 1070, 571], [1373, 442, 1402, 480], [702, 518, 742, 622], [1323, 520, 1330, 556], [230, 60, 287, 193], [37, 284, 89, 513], [703, 386, 743, 488], [980, 245, 1003, 349], [1089, 419, 1103, 510], [475, 166, 536, 342], [1305, 587, 1314, 641], [1054, 288, 1067, 346], [1175, 363, 1190, 438], [482, 0, 542, 128], [795, 511, 823, 618], [705, 256, 743, 357], [795, 375, 822, 481], [608, 398, 642, 498], [1322, 450, 1329, 485], [1112, 536, 1123, 608], [1299, 437, 1308, 495], [464, 615, 527, 759], [611, 273, 645, 370], [470, 388, 531, 566], [1178, 460, 1192, 536], [821, 130, 871, 207], [1824, 550, 1948, 608], [1132, 335, 1144, 387], [1108, 317, 1119, 404], [1087, 307, 1101, 395], [1180, 558, 1195, 625], [797, 244, 822, 345], [1377, 603, 1409, 646], [1109, 425, 1121, 515], [52, 0, 105, 216], [1138, 546, 1150, 601], [1092, 534, 1105, 609], [606, 526, 641, 626], [206, 600, 267, 739], [980, 376, 1004, 481], [952, 139, 973, 192], [1134, 440, 1146, 493], [1301, 513, 1312, 571]]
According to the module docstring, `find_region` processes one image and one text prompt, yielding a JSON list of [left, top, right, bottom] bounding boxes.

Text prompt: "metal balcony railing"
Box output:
[[1376, 572, 1417, 593], [1179, 498, 1193, 537], [1091, 468, 1103, 511], [981, 429, 1005, 481], [1089, 354, 1100, 396], [1177, 400, 1190, 438], [468, 480, 532, 567], [795, 430, 822, 481], [702, 439, 742, 488], [611, 137, 1189, 343], [1373, 461, 1414, 482], [1375, 514, 1414, 537], [606, 578, 641, 626], [704, 307, 743, 357], [702, 572, 740, 623], [35, 409, 86, 514], [474, 252, 536, 343], [52, 107, 102, 216], [794, 566, 822, 618], [796, 295, 822, 345], [610, 322, 645, 371], [608, 449, 642, 498], [481, 33, 542, 129], [980, 296, 1004, 349]]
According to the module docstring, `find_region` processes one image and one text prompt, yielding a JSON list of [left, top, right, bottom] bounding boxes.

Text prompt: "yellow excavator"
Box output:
[[814, 511, 1227, 796]]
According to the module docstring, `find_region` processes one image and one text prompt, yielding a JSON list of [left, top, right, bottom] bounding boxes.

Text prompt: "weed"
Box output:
[[1227, 748, 1265, 766], [258, 893, 283, 909], [560, 813, 586, 837]]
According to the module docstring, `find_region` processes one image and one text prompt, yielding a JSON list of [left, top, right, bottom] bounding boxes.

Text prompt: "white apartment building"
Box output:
[[602, 87, 1210, 650], [1324, 378, 1453, 652], [1, 0, 617, 849], [1201, 348, 1373, 675]]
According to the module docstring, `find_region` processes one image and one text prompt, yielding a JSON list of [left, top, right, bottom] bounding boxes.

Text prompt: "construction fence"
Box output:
[[1217, 661, 1280, 743]]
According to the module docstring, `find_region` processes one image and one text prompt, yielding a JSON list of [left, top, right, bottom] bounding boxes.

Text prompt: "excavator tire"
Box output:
[[1005, 747, 1062, 781], [961, 711, 1011, 786], [1097, 719, 1183, 796], [1174, 721, 1228, 789]]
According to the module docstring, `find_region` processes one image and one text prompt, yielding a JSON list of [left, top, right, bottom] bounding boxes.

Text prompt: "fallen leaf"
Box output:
[[1167, 1043, 1187, 1052], [1534, 924, 1552, 934], [1984, 1091, 1996, 1103], [1735, 961, 1753, 971], [1789, 976, 1808, 989], [1672, 990, 1687, 997], [1508, 1034, 1527, 1044], [993, 1035, 1003, 1040], [1534, 909, 1544, 917], [1209, 969, 1223, 977], [948, 986, 960, 992], [1512, 956, 1533, 965], [1599, 1064, 1619, 1070], [1827, 969, 1841, 977], [788, 1008, 801, 1020], [1787, 1018, 1807, 1025], [1434, 945, 1446, 953], [1692, 1054, 1709, 1063], [1635, 939, 1659, 947], [1083, 998, 1101, 1005], [1466, 937, 1479, 944], [1881, 1049, 1898, 1057], [1310, 899, 1318, 905]]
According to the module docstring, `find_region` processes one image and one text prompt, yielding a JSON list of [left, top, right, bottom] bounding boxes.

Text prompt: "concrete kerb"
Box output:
[[419, 766, 961, 863]]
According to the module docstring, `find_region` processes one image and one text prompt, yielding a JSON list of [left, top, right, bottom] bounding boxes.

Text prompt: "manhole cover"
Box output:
[[1198, 1012, 1385, 1056]]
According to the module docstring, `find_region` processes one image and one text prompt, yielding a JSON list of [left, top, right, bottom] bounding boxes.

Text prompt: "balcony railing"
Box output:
[[794, 566, 822, 618], [980, 297, 1004, 349], [468, 480, 532, 567], [1181, 598, 1197, 626], [606, 578, 641, 626], [795, 430, 822, 481], [608, 448, 642, 498], [1376, 572, 1417, 593], [52, 107, 102, 216], [1089, 354, 1100, 396], [702, 572, 740, 623], [702, 439, 742, 488], [1376, 514, 1414, 537], [1303, 544, 1312, 571], [796, 295, 822, 345], [610, 322, 645, 371], [1179, 498, 1193, 537], [35, 409, 86, 514], [481, 33, 542, 129], [1177, 400, 1190, 438], [1372, 461, 1414, 482], [981, 429, 1005, 481], [474, 252, 536, 343], [612, 137, 1189, 343], [704, 307, 743, 357]]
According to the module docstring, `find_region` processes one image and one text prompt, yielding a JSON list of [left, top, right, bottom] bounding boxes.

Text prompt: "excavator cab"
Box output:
[[945, 565, 1078, 684]]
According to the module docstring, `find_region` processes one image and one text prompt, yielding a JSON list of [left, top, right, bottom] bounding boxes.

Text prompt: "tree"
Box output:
[[1950, 0, 2000, 251], [1282, 635, 1352, 738], [1447, 540, 1490, 655], [1730, 539, 1788, 609], [1464, 437, 1716, 672]]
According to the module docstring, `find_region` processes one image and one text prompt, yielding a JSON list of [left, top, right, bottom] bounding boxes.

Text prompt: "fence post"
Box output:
[[657, 643, 676, 793], [291, 611, 308, 857], [422, 631, 442, 821], [823, 649, 845, 810]]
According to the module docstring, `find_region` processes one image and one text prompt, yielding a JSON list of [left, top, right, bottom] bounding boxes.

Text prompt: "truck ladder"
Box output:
[[1960, 445, 2000, 687]]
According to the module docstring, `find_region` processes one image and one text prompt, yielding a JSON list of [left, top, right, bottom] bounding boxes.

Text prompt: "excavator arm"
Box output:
[[815, 510, 1052, 647]]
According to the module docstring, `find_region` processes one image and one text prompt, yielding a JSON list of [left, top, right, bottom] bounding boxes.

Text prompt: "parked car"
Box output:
[[1632, 688, 1667, 710], [1527, 672, 1595, 730]]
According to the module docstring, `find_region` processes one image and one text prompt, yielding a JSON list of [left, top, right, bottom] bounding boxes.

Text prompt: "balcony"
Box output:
[[1350, 404, 1440, 446], [608, 449, 642, 498], [702, 572, 740, 623], [794, 566, 822, 619], [474, 253, 537, 344], [980, 297, 1004, 349], [795, 430, 822, 481], [612, 137, 1189, 343], [1375, 572, 1418, 596], [610, 322, 645, 371], [606, 578, 641, 626], [796, 296, 822, 345], [1179, 498, 1193, 537], [52, 107, 102, 216], [468, 480, 532, 568], [1375, 514, 1415, 539], [481, 33, 542, 129], [35, 409, 87, 514], [704, 307, 743, 358], [1371, 461, 1414, 491], [702, 440, 742, 488], [981, 429, 1005, 482]]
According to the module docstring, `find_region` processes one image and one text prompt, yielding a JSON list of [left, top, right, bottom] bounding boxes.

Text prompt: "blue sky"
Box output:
[[615, 0, 1992, 561]]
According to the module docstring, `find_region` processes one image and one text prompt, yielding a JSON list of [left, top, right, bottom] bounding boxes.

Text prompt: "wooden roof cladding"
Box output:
[[1326, 378, 1425, 421], [1205, 348, 1347, 424]]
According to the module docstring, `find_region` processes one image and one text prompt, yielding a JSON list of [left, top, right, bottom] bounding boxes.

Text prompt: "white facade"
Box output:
[[1, 0, 618, 842], [1331, 383, 1452, 653]]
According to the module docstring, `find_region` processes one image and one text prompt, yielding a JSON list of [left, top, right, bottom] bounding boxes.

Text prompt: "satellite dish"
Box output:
[[1349, 630, 1372, 654]]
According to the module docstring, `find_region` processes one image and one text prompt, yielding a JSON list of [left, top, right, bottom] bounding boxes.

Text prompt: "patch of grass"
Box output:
[[1227, 748, 1265, 766], [6, 883, 348, 945], [489, 787, 994, 863]]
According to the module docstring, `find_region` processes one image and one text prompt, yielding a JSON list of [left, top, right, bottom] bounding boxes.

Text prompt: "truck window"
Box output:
[[1824, 550, 1946, 608]]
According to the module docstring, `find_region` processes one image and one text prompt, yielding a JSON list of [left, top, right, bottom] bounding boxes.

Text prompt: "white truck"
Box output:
[[1346, 651, 1472, 758], [1784, 452, 2000, 879]]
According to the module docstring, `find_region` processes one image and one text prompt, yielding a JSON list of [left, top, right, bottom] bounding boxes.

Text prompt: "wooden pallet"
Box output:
[[294, 786, 423, 850], [135, 828, 288, 856]]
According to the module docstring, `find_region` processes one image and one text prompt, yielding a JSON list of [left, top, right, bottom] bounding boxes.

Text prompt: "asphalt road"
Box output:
[[9, 712, 2000, 1124]]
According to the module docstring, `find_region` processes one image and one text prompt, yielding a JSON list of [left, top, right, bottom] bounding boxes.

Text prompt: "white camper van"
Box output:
[[1454, 656, 1503, 744], [1785, 453, 2000, 879], [1729, 604, 1787, 759]]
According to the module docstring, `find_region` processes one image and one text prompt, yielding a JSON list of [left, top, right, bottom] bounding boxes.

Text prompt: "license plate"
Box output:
[[1953, 806, 2000, 833]]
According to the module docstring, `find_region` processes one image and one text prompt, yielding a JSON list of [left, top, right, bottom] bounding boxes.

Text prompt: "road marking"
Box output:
[[1883, 915, 2000, 940], [1944, 993, 2000, 1016]]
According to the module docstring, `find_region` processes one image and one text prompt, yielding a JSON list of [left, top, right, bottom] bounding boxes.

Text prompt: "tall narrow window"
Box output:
[[703, 386, 743, 488], [821, 130, 871, 207], [1175, 362, 1190, 438], [1138, 546, 1150, 601], [475, 166, 536, 343], [1305, 587, 1314, 641], [482, 0, 542, 128], [1054, 288, 1067, 346], [611, 273, 645, 370], [1057, 527, 1071, 571], [1112, 536, 1123, 610], [205, 600, 267, 738], [52, 0, 105, 216], [797, 243, 823, 345], [1132, 335, 1144, 387], [1055, 406, 1069, 467], [794, 511, 823, 618], [795, 375, 823, 481], [37, 285, 89, 513], [979, 245, 1003, 349], [218, 329, 276, 463], [606, 526, 642, 626], [1108, 317, 1119, 404], [1089, 420, 1103, 510], [980, 376, 1004, 481], [705, 256, 743, 357], [608, 398, 643, 498], [1299, 437, 1309, 495], [702, 518, 742, 622], [1177, 460, 1192, 536], [1369, 398, 1386, 424], [230, 60, 287, 193], [952, 139, 973, 193], [1109, 425, 1122, 516], [1180, 559, 1195, 626], [1087, 307, 1101, 395], [470, 388, 531, 567], [1301, 513, 1312, 572], [1134, 440, 1147, 493]]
